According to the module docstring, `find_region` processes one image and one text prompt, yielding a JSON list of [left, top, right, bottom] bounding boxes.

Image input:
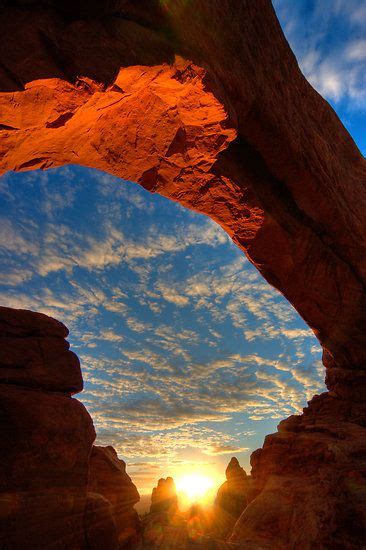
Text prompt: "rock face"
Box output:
[[88, 445, 141, 548], [150, 476, 178, 515], [230, 391, 366, 548], [0, 306, 95, 549], [213, 457, 251, 538], [1, 1, 366, 547], [0, 307, 142, 549]]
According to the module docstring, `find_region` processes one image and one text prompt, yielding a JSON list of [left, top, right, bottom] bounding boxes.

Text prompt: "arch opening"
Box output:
[[0, 164, 325, 503]]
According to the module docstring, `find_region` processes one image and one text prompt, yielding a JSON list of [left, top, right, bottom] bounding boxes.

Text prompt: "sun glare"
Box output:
[[175, 473, 215, 506]]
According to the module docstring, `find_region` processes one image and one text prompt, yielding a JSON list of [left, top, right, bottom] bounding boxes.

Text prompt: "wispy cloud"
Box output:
[[274, 0, 366, 107], [0, 165, 325, 493]]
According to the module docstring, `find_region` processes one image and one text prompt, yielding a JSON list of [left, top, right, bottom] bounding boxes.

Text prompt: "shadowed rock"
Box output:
[[88, 445, 141, 548], [230, 393, 366, 547], [0, 307, 95, 549], [213, 457, 251, 539]]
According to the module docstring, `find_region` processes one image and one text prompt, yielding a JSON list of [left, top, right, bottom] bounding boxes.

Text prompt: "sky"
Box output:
[[0, 0, 365, 504]]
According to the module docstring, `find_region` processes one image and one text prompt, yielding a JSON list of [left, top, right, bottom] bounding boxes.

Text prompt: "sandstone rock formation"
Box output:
[[88, 445, 141, 548], [142, 477, 181, 547], [150, 476, 178, 515], [213, 457, 251, 538], [1, 0, 366, 547], [0, 306, 141, 549], [230, 391, 366, 548], [1, 0, 366, 372], [0, 307, 83, 393], [0, 306, 95, 549]]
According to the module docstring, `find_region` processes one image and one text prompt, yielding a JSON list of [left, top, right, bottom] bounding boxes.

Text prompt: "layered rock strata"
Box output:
[[0, 307, 140, 549], [0, 306, 95, 549]]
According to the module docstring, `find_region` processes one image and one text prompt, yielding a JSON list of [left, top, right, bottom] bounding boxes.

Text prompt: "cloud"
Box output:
[[346, 39, 366, 61], [205, 444, 250, 455], [0, 165, 326, 495], [273, 0, 366, 107]]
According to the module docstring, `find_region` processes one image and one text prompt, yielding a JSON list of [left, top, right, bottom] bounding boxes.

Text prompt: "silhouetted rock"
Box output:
[[0, 306, 68, 337], [0, 306, 83, 394], [142, 477, 181, 547], [0, 336, 83, 393], [0, 308, 95, 549], [213, 457, 250, 538], [150, 476, 178, 515], [88, 445, 141, 548], [84, 492, 119, 550]]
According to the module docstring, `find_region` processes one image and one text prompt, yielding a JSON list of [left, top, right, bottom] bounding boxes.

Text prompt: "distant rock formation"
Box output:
[[213, 457, 251, 538], [142, 477, 182, 547], [88, 445, 141, 548], [150, 476, 178, 515]]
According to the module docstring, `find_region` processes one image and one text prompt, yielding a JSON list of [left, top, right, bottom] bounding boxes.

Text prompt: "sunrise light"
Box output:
[[175, 473, 216, 506]]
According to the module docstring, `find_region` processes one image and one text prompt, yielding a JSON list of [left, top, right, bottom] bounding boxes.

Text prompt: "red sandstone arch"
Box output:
[[1, 0, 366, 380], [1, 1, 366, 547]]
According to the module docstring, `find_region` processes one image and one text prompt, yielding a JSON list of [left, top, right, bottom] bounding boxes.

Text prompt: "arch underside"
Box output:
[[0, 0, 366, 547]]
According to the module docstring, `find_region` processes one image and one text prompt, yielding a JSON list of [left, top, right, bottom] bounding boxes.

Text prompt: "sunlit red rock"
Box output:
[[88, 445, 141, 548]]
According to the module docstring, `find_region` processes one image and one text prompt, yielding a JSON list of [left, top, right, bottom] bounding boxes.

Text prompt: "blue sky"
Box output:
[[0, 1, 365, 498]]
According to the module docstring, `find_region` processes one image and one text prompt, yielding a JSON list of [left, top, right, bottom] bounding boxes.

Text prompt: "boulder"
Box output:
[[0, 306, 83, 394], [0, 306, 68, 338], [0, 335, 82, 394]]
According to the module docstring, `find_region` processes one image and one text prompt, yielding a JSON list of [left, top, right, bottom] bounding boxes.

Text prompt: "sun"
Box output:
[[175, 473, 215, 505]]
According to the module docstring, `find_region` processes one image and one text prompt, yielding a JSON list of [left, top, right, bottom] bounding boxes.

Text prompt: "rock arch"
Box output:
[[0, 0, 365, 547]]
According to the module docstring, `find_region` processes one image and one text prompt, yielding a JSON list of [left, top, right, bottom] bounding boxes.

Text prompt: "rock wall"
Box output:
[[0, 307, 141, 549], [230, 391, 366, 548], [0, 306, 95, 549]]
